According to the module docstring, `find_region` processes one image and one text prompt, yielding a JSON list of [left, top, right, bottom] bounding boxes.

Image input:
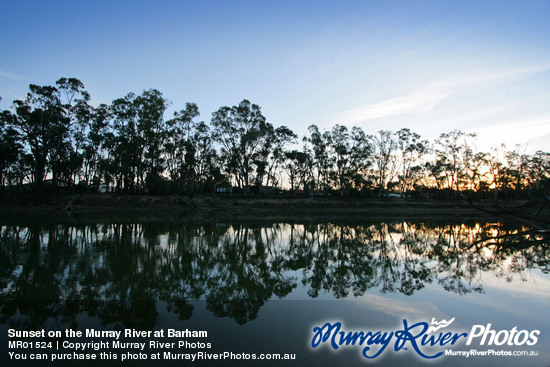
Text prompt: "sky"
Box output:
[[1, 0, 550, 153]]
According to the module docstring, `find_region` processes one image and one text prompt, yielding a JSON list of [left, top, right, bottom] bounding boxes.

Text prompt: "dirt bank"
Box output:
[[1, 192, 548, 225]]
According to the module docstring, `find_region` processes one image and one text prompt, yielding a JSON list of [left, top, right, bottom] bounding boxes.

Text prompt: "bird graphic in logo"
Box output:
[[427, 317, 456, 333]]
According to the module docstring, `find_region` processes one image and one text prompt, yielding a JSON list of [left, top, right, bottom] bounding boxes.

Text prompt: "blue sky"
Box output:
[[1, 0, 550, 152]]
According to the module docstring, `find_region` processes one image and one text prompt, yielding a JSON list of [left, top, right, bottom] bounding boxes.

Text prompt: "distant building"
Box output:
[[98, 184, 115, 193], [309, 191, 329, 197], [216, 187, 232, 194], [44, 178, 69, 187]]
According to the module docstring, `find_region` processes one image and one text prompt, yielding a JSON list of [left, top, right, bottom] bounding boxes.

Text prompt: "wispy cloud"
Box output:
[[336, 81, 453, 123], [475, 113, 550, 151], [0, 69, 23, 80], [334, 65, 550, 125]]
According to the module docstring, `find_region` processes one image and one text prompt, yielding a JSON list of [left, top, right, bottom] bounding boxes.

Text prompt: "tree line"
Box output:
[[1, 77, 549, 199]]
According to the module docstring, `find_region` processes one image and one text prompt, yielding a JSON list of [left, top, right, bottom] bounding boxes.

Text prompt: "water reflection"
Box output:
[[1, 221, 548, 329]]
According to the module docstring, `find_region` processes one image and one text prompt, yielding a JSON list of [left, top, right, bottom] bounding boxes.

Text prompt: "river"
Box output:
[[1, 219, 549, 366]]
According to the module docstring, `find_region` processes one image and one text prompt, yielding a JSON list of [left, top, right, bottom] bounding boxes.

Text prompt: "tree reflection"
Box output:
[[1, 220, 548, 330]]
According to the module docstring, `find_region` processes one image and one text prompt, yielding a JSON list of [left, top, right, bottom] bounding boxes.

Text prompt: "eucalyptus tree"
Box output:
[[81, 104, 111, 187], [166, 111, 221, 194], [425, 159, 447, 191], [328, 125, 371, 195], [527, 151, 550, 198], [54, 78, 92, 185], [134, 89, 169, 193], [486, 146, 509, 201], [7, 83, 67, 189], [1, 78, 92, 190], [463, 150, 488, 193], [254, 124, 297, 190], [396, 128, 429, 193], [504, 145, 529, 194], [433, 130, 476, 192], [372, 130, 398, 197], [284, 150, 312, 191], [165, 103, 200, 190], [191, 121, 222, 193], [303, 124, 332, 193], [349, 126, 373, 191], [109, 93, 139, 192], [211, 99, 270, 192], [0, 111, 24, 188], [107, 89, 169, 193], [328, 125, 350, 195], [269, 125, 299, 188]]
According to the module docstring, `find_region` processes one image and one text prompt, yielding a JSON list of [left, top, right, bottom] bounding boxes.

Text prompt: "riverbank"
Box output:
[[1, 192, 548, 225]]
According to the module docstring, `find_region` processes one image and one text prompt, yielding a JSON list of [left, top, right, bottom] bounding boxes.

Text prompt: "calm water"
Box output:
[[1, 219, 549, 366]]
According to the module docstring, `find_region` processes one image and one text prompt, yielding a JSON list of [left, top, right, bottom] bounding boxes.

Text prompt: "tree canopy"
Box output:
[[1, 77, 549, 200]]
